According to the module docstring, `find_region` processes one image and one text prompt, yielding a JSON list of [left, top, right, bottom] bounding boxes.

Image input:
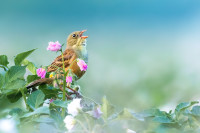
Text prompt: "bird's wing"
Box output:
[[47, 49, 77, 72]]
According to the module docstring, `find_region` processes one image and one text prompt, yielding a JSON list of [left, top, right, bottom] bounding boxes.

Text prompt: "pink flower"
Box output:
[[47, 41, 62, 51], [36, 68, 46, 79], [66, 76, 72, 83], [77, 59, 87, 71]]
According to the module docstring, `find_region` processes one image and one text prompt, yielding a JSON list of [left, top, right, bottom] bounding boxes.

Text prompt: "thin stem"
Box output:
[[81, 94, 99, 105], [91, 125, 100, 133], [0, 65, 8, 71], [61, 51, 67, 117], [83, 112, 91, 131], [75, 119, 90, 133], [20, 88, 29, 110], [59, 85, 72, 100]]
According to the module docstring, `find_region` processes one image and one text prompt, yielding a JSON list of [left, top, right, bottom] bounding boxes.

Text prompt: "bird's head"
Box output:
[[66, 30, 88, 50]]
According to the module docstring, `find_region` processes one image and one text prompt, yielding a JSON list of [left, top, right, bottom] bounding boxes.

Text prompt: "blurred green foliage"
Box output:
[[1, 1, 200, 132]]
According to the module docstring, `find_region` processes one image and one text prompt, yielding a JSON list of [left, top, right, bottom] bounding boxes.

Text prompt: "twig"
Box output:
[[67, 86, 82, 98]]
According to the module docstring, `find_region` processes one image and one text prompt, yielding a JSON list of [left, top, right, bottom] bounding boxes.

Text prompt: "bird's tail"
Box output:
[[26, 78, 54, 89]]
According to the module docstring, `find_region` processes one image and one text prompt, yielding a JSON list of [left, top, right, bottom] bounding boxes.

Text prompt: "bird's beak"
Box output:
[[80, 30, 88, 39], [81, 36, 88, 39]]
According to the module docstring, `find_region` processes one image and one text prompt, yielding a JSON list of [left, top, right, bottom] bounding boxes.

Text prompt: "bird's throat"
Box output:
[[77, 45, 88, 63]]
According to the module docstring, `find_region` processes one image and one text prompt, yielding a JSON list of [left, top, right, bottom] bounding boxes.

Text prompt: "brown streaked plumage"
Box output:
[[27, 30, 88, 89]]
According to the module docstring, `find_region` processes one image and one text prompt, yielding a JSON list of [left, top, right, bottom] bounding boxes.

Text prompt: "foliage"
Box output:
[[0, 49, 200, 133]]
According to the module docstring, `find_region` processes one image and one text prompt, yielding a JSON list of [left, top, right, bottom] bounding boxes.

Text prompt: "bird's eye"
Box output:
[[72, 34, 76, 37]]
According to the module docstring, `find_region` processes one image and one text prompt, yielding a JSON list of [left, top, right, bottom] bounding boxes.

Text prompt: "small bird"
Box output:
[[27, 30, 88, 89]]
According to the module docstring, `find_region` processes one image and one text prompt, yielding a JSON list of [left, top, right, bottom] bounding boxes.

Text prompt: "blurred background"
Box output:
[[1, 0, 200, 112]]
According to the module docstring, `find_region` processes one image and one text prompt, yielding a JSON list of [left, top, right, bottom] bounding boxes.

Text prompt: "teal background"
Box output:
[[1, 0, 200, 111]]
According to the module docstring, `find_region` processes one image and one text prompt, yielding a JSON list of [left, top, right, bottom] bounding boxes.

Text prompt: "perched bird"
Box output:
[[27, 30, 88, 89]]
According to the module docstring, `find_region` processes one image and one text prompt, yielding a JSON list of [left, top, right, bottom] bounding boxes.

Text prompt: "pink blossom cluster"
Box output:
[[66, 76, 72, 83], [77, 59, 87, 71], [36, 68, 46, 79], [47, 41, 61, 51]]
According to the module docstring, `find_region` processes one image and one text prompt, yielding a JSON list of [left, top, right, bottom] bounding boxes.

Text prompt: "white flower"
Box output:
[[67, 98, 82, 116], [126, 129, 136, 133], [43, 99, 50, 107], [64, 115, 76, 132], [92, 106, 103, 119], [0, 119, 17, 133]]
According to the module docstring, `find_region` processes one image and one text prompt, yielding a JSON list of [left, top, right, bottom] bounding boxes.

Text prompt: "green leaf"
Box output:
[[22, 106, 50, 118], [27, 90, 45, 110], [0, 74, 4, 89], [3, 67, 26, 103], [22, 59, 36, 74], [175, 101, 198, 114], [117, 108, 135, 119], [51, 100, 68, 108], [39, 84, 59, 99], [50, 109, 63, 125], [3, 79, 26, 103], [9, 108, 24, 116], [38, 123, 57, 133], [7, 91, 22, 103], [117, 108, 144, 121], [139, 108, 166, 117], [14, 49, 36, 66], [155, 124, 180, 133], [4, 79, 26, 93], [27, 75, 39, 83], [101, 96, 115, 121], [0, 55, 9, 67], [3, 66, 26, 102], [153, 116, 174, 123], [5, 66, 26, 83], [33, 116, 55, 123], [191, 106, 200, 116]]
